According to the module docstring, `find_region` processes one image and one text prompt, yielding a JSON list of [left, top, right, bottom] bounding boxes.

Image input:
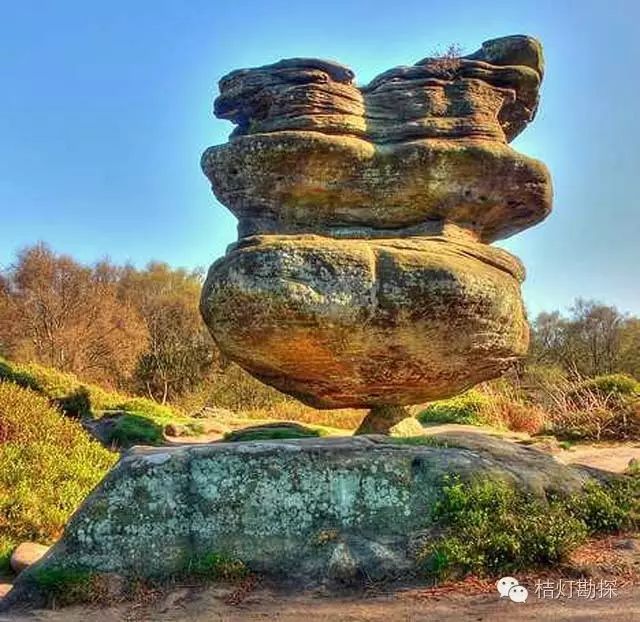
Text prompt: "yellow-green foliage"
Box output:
[[576, 374, 640, 398], [421, 476, 639, 580], [418, 390, 494, 426], [0, 357, 177, 416], [0, 357, 199, 446], [0, 383, 116, 562]]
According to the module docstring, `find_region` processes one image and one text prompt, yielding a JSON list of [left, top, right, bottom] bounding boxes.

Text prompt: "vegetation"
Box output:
[[0, 244, 217, 402], [0, 383, 116, 565], [224, 423, 324, 442], [32, 567, 97, 607], [106, 414, 165, 446], [420, 476, 639, 580], [0, 356, 203, 445], [418, 386, 546, 435], [531, 299, 640, 379], [184, 552, 248, 581]]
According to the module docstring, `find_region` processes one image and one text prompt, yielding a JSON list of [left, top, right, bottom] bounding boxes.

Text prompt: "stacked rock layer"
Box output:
[[200, 35, 552, 415]]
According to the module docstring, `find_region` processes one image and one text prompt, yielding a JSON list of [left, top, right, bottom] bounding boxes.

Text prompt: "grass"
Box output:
[[388, 435, 457, 448], [106, 414, 165, 446], [184, 552, 248, 581], [0, 536, 13, 574], [0, 382, 117, 564], [417, 390, 496, 427], [32, 567, 96, 607], [223, 422, 325, 442], [417, 371, 640, 441], [0, 356, 205, 445], [420, 476, 639, 580]]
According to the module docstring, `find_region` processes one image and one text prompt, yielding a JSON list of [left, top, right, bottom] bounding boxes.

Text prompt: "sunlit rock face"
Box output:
[[200, 35, 552, 413]]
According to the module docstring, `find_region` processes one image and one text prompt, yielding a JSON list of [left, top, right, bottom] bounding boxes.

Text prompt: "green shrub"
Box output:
[[106, 414, 164, 447], [582, 374, 640, 397], [114, 397, 176, 421], [420, 476, 639, 580], [0, 357, 206, 445], [0, 359, 42, 392], [185, 552, 248, 581], [32, 567, 95, 606], [53, 387, 92, 418], [224, 423, 323, 442], [0, 383, 116, 545], [0, 536, 13, 574], [417, 390, 493, 426]]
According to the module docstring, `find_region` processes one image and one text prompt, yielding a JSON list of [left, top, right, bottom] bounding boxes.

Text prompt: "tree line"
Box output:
[[0, 244, 638, 408], [0, 244, 219, 403]]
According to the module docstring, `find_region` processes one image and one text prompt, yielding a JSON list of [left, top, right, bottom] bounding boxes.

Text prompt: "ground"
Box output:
[[3, 544, 639, 622]]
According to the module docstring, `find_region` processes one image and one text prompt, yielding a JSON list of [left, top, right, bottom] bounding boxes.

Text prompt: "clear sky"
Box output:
[[1, 0, 638, 317]]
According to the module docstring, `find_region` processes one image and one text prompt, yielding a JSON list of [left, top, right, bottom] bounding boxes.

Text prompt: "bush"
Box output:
[[538, 373, 640, 441], [0, 383, 116, 549], [418, 390, 494, 426], [184, 552, 248, 581], [420, 476, 638, 581], [580, 374, 640, 398], [0, 357, 206, 444], [53, 387, 92, 418], [32, 567, 97, 607], [224, 422, 323, 442], [498, 401, 546, 435], [114, 397, 175, 421], [0, 536, 13, 574], [106, 414, 164, 447], [0, 359, 42, 392]]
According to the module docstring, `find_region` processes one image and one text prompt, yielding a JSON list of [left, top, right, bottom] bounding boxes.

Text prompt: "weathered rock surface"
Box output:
[[201, 233, 527, 408], [5, 434, 597, 601], [203, 133, 551, 242], [10, 543, 49, 575], [200, 35, 552, 425], [214, 36, 542, 144]]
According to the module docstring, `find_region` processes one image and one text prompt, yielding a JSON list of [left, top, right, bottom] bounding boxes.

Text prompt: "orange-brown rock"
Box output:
[[203, 133, 550, 242], [200, 233, 528, 408], [200, 35, 552, 424]]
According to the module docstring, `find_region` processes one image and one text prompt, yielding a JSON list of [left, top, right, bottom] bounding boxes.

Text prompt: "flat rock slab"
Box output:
[[6, 433, 599, 607]]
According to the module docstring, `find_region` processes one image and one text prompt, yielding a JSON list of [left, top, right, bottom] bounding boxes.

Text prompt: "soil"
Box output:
[[3, 575, 638, 621]]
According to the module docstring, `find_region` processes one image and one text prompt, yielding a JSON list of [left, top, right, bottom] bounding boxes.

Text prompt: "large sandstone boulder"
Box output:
[[199, 35, 553, 429], [4, 434, 597, 602], [201, 233, 527, 408], [202, 134, 551, 242]]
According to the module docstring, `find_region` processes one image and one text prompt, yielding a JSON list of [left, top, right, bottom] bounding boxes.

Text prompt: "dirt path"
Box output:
[[421, 423, 640, 473], [556, 443, 640, 473], [4, 583, 638, 622]]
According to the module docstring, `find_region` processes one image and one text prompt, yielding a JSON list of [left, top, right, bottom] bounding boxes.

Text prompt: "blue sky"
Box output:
[[1, 0, 638, 317]]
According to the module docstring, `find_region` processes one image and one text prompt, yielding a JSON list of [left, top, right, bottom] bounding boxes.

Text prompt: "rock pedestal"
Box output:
[[200, 35, 552, 431], [3, 434, 596, 605]]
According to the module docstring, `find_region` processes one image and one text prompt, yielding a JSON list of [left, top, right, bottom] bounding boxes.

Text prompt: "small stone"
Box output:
[[164, 423, 185, 437], [10, 542, 49, 574], [327, 543, 360, 584]]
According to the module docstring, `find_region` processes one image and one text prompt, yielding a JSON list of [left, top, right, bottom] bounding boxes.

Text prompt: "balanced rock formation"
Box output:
[[200, 35, 552, 429]]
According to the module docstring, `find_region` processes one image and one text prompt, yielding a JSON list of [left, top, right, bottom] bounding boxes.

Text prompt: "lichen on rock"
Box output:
[[5, 434, 604, 603]]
